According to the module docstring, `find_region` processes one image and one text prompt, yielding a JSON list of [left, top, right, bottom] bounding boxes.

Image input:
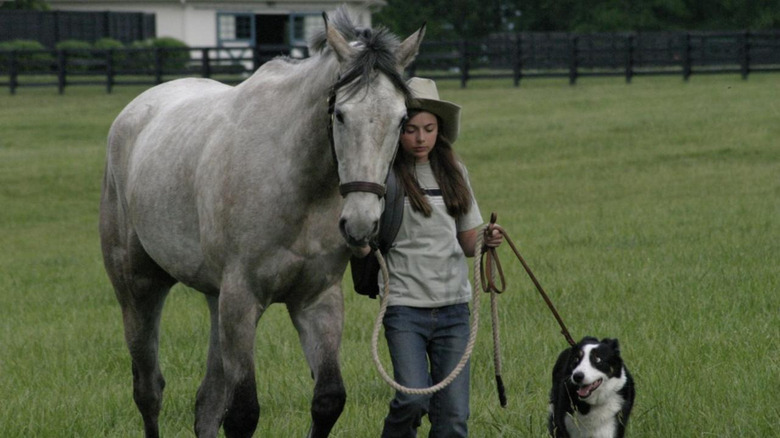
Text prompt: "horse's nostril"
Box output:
[[371, 220, 379, 236]]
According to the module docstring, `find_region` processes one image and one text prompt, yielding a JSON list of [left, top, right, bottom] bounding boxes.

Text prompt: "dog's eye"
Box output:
[[593, 355, 602, 364]]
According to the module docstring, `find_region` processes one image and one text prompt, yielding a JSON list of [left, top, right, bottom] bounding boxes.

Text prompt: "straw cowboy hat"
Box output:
[[406, 77, 462, 143]]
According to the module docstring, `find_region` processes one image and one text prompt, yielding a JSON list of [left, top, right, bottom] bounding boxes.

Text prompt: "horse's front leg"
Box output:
[[218, 277, 264, 438], [289, 285, 347, 438]]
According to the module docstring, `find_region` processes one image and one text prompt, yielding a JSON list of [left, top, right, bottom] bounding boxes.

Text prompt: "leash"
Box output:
[[481, 213, 577, 348], [481, 215, 508, 407]]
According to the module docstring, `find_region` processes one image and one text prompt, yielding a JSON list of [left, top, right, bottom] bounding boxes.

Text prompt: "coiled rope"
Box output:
[[369, 212, 576, 407], [370, 221, 507, 405]]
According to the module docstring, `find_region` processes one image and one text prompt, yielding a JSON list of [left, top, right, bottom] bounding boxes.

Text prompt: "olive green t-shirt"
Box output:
[[383, 161, 483, 307]]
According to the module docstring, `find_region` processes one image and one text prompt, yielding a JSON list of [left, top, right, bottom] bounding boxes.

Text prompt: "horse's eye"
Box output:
[[335, 110, 345, 124]]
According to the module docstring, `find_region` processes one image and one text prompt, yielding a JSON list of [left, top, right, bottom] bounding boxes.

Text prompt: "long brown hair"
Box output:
[[394, 112, 472, 218]]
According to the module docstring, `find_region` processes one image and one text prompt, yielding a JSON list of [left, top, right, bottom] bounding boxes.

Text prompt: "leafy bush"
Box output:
[[55, 39, 92, 51], [93, 38, 127, 71], [55, 39, 94, 72], [0, 39, 53, 72], [128, 37, 191, 72], [93, 38, 123, 50]]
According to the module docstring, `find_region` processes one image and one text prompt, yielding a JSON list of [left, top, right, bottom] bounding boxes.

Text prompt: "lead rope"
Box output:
[[370, 223, 499, 400]]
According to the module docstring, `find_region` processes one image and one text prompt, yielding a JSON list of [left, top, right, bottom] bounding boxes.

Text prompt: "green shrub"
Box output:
[[55, 39, 92, 51], [93, 38, 127, 71], [55, 39, 94, 72], [128, 37, 191, 72], [0, 39, 54, 72], [93, 37, 124, 50]]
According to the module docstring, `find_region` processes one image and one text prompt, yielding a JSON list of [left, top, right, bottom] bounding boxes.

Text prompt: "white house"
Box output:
[[47, 0, 386, 49]]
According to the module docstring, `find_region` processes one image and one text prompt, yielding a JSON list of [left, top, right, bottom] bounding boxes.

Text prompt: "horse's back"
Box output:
[[109, 78, 230, 152]]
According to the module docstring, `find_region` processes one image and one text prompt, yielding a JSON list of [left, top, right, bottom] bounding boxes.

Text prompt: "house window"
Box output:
[[218, 13, 254, 45], [290, 13, 322, 46], [235, 15, 252, 39]]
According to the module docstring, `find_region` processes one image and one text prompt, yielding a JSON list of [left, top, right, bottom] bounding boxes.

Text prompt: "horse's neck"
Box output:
[[237, 54, 339, 188]]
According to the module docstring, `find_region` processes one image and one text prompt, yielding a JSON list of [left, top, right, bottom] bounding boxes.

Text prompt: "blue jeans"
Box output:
[[381, 304, 471, 438]]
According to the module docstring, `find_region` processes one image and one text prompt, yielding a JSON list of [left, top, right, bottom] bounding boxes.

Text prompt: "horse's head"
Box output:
[[323, 12, 425, 247]]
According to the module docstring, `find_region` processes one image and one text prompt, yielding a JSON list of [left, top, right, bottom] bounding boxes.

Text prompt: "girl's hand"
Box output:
[[350, 245, 372, 258], [484, 225, 504, 248]]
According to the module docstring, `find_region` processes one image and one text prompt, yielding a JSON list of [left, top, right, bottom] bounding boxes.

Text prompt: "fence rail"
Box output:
[[2, 30, 779, 93]]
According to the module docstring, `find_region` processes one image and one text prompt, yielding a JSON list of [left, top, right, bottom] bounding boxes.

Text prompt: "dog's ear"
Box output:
[[602, 338, 620, 353]]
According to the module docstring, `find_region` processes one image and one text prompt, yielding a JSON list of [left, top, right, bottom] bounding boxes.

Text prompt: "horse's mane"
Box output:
[[310, 7, 411, 101]]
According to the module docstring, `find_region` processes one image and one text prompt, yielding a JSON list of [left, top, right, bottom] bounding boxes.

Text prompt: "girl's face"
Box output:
[[400, 111, 438, 163]]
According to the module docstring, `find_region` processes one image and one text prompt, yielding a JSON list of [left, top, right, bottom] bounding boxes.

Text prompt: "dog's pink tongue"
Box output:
[[577, 382, 599, 398]]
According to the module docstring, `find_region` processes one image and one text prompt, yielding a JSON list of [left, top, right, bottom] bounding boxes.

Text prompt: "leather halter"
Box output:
[[327, 85, 387, 198]]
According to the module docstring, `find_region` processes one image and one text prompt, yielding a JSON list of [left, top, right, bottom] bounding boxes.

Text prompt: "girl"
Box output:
[[377, 77, 503, 437]]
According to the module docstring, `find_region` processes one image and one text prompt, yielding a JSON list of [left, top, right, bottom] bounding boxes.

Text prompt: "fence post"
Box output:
[[57, 49, 66, 94], [740, 30, 750, 80], [106, 49, 114, 93], [512, 34, 522, 87], [253, 46, 262, 71], [201, 48, 211, 78], [9, 50, 18, 95], [459, 39, 469, 88], [569, 35, 578, 85], [408, 60, 417, 78], [154, 47, 162, 84], [625, 34, 634, 83], [683, 32, 692, 81]]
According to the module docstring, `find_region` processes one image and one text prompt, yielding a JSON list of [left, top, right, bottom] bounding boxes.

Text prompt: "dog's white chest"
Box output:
[[564, 396, 623, 438]]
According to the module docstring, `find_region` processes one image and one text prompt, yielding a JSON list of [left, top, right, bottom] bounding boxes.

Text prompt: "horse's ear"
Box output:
[[323, 12, 355, 62], [396, 23, 426, 71]]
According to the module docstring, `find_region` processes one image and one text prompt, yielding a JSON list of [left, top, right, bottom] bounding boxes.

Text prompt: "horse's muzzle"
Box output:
[[339, 216, 379, 247], [338, 190, 382, 247]]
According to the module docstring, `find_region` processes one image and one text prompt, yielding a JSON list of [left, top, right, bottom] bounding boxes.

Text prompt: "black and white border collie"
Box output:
[[548, 337, 635, 438]]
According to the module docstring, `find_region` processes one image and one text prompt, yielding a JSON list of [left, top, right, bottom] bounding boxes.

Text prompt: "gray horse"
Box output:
[[99, 9, 424, 438]]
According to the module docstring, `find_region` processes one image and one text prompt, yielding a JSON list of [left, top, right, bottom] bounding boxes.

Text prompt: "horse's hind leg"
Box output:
[[103, 239, 174, 438], [194, 294, 226, 437], [107, 242, 175, 438], [122, 283, 172, 438], [289, 285, 347, 438], [101, 196, 175, 436]]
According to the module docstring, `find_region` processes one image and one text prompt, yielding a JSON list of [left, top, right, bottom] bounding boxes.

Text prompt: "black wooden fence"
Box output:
[[0, 10, 156, 47], [0, 44, 302, 94], [1, 30, 779, 93], [411, 30, 780, 86]]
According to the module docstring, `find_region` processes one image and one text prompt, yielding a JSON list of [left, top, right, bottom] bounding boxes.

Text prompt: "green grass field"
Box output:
[[1, 74, 778, 437]]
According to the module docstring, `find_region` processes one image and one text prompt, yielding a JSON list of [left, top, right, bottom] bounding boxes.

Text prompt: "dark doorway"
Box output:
[[255, 14, 287, 46]]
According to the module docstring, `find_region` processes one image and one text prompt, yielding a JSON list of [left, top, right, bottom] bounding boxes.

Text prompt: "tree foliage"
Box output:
[[375, 0, 780, 37], [0, 0, 50, 11]]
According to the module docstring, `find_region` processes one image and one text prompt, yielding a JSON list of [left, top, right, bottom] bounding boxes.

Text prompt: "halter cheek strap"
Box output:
[[328, 85, 388, 199]]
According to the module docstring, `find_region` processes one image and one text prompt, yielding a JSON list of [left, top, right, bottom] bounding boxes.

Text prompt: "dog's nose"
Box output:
[[572, 372, 584, 384]]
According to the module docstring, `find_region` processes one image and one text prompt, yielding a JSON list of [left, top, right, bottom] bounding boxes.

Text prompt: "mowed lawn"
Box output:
[[0, 74, 777, 437]]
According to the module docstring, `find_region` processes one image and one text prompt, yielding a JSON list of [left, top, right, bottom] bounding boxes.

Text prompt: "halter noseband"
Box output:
[[328, 85, 388, 199]]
